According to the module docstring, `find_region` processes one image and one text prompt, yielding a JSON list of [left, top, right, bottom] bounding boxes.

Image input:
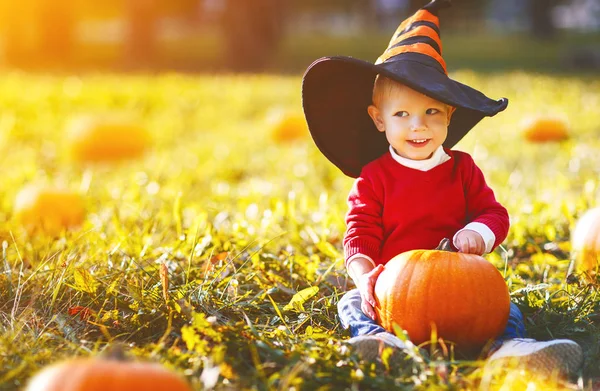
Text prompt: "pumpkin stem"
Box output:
[[436, 238, 456, 252], [100, 343, 129, 361]]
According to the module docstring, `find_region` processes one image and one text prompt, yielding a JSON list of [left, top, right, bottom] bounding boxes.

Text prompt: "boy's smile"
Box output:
[[368, 82, 451, 161]]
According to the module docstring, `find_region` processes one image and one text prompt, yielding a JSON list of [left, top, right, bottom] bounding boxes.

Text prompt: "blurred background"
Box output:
[[0, 0, 599, 74]]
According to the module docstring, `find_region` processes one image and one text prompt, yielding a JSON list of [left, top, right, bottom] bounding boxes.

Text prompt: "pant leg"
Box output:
[[498, 302, 527, 340], [338, 288, 387, 337], [486, 301, 527, 353]]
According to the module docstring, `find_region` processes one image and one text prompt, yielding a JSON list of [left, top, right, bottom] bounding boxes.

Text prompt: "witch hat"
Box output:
[[302, 0, 508, 178]]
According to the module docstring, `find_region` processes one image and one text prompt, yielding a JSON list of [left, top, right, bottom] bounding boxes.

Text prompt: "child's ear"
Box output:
[[367, 105, 385, 132], [446, 106, 456, 124]]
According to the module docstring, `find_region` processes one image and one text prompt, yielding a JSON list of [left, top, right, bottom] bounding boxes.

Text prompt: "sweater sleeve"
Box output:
[[462, 154, 510, 250], [343, 174, 383, 266]]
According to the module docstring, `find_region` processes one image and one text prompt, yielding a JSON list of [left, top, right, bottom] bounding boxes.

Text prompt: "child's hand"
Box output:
[[454, 230, 485, 255], [357, 264, 384, 320]]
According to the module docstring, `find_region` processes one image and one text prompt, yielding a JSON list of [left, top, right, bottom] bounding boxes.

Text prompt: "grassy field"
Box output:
[[0, 71, 600, 390]]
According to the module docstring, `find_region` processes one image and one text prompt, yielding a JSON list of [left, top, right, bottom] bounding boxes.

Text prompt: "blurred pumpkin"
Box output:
[[374, 239, 510, 351], [270, 113, 308, 143], [521, 116, 569, 143], [571, 207, 600, 272], [14, 185, 85, 234], [25, 357, 192, 391], [67, 115, 151, 163]]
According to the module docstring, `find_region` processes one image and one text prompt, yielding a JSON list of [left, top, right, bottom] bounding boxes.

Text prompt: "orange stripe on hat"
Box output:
[[387, 25, 442, 53], [375, 43, 447, 74], [390, 9, 439, 45]]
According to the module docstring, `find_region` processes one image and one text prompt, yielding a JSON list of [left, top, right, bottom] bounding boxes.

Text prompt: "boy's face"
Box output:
[[368, 84, 451, 160]]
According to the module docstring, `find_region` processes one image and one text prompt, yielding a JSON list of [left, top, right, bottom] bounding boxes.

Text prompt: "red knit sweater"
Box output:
[[344, 149, 509, 266]]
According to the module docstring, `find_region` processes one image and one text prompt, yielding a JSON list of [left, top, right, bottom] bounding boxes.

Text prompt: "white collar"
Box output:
[[389, 145, 451, 171]]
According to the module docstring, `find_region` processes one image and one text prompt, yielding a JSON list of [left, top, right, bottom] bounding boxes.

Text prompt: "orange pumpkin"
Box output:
[[374, 241, 510, 351], [68, 115, 151, 163], [270, 114, 308, 143], [522, 116, 569, 143], [25, 358, 192, 391], [14, 185, 85, 234], [571, 207, 600, 272]]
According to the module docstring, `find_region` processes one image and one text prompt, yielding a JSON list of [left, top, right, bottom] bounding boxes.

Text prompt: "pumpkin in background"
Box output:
[[374, 241, 510, 351], [571, 207, 600, 272], [25, 358, 192, 391], [269, 113, 308, 143], [521, 115, 569, 143], [14, 185, 85, 234], [67, 115, 151, 163]]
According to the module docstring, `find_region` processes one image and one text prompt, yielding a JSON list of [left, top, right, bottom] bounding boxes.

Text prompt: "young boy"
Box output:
[[302, 0, 583, 379]]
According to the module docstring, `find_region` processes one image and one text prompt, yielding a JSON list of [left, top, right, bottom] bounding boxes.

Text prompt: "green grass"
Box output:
[[0, 71, 600, 390]]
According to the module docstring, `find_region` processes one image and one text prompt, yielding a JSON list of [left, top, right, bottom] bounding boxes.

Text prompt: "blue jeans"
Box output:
[[338, 289, 525, 342]]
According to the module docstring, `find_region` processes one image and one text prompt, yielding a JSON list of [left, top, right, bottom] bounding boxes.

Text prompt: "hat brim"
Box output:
[[302, 55, 508, 178]]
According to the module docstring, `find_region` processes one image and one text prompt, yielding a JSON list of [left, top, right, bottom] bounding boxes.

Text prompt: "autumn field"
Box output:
[[1, 71, 600, 390]]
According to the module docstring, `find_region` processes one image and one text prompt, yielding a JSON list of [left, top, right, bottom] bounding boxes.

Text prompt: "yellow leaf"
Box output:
[[105, 279, 119, 295], [544, 225, 557, 242], [283, 286, 319, 311], [305, 325, 313, 336], [73, 268, 98, 294]]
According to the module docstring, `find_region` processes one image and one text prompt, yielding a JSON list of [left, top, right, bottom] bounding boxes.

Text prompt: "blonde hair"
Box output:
[[372, 75, 403, 108], [371, 74, 456, 120]]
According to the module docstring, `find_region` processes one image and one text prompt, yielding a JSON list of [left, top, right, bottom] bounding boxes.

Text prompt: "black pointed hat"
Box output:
[[302, 0, 508, 178]]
